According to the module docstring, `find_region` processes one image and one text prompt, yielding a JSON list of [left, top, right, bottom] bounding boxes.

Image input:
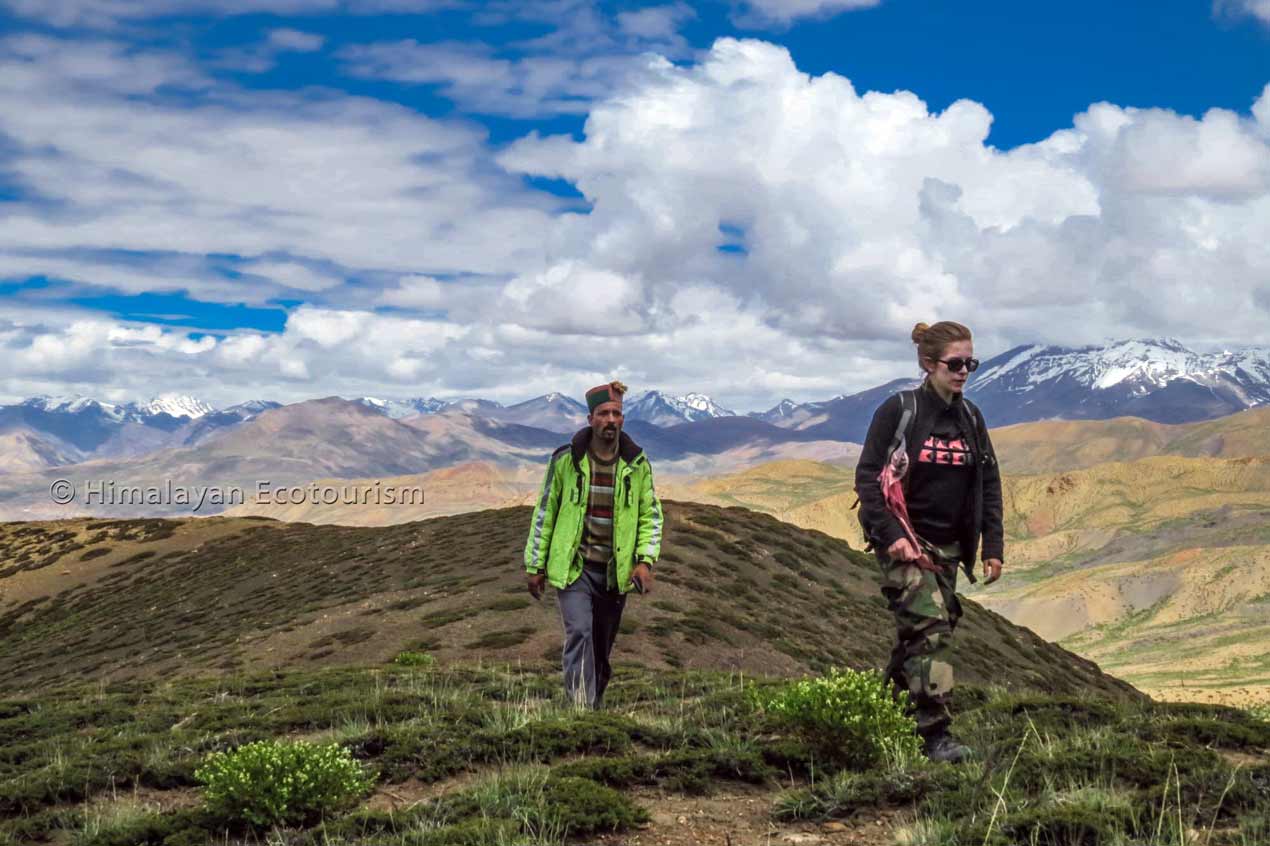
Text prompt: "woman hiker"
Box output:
[[853, 321, 1005, 763]]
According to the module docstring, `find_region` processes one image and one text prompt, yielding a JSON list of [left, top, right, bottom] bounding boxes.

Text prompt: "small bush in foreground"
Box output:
[[392, 651, 436, 667], [195, 739, 374, 827], [759, 668, 921, 769]]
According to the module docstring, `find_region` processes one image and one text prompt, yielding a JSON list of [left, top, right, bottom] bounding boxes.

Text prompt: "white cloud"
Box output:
[[617, 3, 695, 40], [734, 0, 881, 27], [267, 28, 326, 52], [499, 261, 646, 334], [242, 260, 344, 292], [495, 38, 1270, 363], [0, 35, 557, 301], [339, 1, 692, 118], [340, 41, 645, 118], [1254, 83, 1270, 132], [4, 35, 1270, 411], [376, 275, 447, 308], [213, 28, 327, 72], [1215, 0, 1270, 25], [0, 0, 452, 27]]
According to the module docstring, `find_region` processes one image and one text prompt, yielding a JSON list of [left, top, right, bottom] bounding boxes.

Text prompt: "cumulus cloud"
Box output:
[[499, 261, 647, 334], [499, 38, 1270, 370], [376, 276, 448, 309], [4, 35, 1270, 411]]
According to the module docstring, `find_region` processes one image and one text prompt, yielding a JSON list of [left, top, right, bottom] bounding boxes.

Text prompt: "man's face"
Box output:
[[588, 400, 623, 444]]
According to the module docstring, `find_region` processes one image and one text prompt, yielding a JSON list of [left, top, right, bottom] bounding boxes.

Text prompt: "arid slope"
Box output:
[[0, 503, 1135, 702]]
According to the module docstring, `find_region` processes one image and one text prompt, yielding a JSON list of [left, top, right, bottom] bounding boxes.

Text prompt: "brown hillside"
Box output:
[[222, 462, 542, 526], [991, 405, 1270, 474], [660, 451, 1270, 704], [0, 503, 1138, 702]]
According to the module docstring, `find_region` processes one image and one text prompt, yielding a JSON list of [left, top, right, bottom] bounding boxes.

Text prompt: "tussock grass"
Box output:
[[2, 665, 1263, 845]]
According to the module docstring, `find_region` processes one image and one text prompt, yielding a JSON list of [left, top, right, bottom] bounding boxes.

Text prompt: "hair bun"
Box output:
[[911, 322, 930, 345]]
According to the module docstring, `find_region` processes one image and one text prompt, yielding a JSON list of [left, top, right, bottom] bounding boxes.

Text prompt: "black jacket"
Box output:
[[853, 382, 1005, 567]]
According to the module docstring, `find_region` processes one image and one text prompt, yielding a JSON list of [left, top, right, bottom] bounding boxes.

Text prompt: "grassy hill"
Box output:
[[0, 503, 1132, 702], [1, 507, 1266, 846], [0, 665, 1265, 846]]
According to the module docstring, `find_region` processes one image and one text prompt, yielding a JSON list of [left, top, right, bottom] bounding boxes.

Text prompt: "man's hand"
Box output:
[[527, 572, 546, 600], [982, 558, 1003, 585], [630, 562, 654, 594]]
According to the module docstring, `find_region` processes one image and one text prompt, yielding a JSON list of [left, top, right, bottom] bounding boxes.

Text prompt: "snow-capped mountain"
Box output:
[[21, 395, 122, 417], [20, 394, 216, 422], [130, 394, 214, 419], [222, 399, 280, 416], [494, 393, 588, 433], [445, 398, 505, 416], [749, 399, 799, 424], [356, 397, 451, 419], [624, 391, 736, 427], [967, 339, 1270, 425], [748, 395, 850, 429]]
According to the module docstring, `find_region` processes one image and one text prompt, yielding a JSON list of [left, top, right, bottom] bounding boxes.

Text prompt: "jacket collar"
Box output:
[[570, 426, 643, 465], [921, 377, 964, 413]]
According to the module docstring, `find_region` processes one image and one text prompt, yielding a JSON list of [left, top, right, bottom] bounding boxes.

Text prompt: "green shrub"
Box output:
[[194, 739, 374, 827], [760, 668, 921, 769], [392, 651, 436, 667]]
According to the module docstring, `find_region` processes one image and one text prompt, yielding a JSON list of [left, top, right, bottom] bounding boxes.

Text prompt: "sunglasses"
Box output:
[[937, 357, 980, 373]]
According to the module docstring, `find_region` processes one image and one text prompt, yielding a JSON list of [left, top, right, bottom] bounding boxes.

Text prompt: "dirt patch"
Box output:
[[1218, 750, 1269, 769], [591, 785, 901, 846], [365, 773, 485, 812]]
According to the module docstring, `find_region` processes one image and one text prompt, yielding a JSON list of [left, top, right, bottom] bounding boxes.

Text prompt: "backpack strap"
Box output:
[[956, 396, 988, 464], [851, 389, 919, 514], [887, 389, 917, 462]]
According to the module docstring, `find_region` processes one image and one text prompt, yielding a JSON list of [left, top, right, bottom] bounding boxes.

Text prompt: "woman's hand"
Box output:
[[886, 538, 920, 562], [982, 558, 1003, 584]]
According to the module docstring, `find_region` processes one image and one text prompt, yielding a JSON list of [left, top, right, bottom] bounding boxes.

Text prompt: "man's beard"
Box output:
[[600, 424, 619, 440]]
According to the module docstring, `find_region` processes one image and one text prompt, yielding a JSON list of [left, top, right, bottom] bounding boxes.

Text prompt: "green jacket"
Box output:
[[524, 428, 664, 593]]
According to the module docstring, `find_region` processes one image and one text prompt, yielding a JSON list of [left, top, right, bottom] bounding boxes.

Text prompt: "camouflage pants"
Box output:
[[876, 541, 963, 738]]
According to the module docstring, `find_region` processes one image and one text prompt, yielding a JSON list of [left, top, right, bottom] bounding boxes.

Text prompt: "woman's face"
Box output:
[[925, 339, 974, 396]]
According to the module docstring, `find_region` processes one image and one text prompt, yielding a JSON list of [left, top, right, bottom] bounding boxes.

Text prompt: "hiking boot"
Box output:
[[922, 731, 972, 764]]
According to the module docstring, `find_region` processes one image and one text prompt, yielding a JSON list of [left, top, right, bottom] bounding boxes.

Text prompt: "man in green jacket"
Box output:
[[524, 380, 663, 708]]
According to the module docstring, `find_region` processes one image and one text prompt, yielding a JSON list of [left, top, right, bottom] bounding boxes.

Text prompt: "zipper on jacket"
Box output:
[[623, 474, 632, 507]]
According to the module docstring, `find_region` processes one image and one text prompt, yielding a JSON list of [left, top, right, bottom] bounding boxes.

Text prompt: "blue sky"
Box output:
[[1, 0, 1268, 409]]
